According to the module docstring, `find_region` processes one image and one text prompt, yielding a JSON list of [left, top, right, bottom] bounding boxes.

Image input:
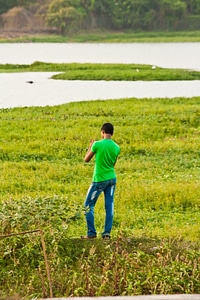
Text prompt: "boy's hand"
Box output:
[[84, 140, 95, 162]]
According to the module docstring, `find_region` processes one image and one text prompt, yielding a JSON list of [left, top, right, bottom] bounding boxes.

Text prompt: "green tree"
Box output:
[[92, 0, 115, 28], [157, 0, 186, 29], [0, 0, 199, 32], [46, 0, 86, 34], [183, 0, 200, 14], [109, 0, 156, 30], [0, 0, 18, 14], [0, 0, 34, 14]]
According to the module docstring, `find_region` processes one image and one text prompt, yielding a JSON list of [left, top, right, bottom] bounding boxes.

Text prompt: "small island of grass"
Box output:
[[1, 61, 200, 81]]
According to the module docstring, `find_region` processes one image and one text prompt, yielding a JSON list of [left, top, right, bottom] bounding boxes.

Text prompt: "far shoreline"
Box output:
[[1, 30, 200, 43]]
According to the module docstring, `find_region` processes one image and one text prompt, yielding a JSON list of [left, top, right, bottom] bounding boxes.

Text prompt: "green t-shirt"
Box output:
[[91, 139, 120, 182]]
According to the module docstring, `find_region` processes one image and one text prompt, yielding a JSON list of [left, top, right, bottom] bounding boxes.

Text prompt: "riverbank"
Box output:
[[1, 30, 200, 43]]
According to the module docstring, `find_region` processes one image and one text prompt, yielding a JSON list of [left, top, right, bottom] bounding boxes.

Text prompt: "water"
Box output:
[[1, 72, 199, 109], [1, 43, 200, 108], [1, 42, 200, 69]]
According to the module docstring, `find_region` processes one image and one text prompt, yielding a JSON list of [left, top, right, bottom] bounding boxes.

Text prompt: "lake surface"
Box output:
[[1, 72, 200, 109], [1, 43, 200, 108], [1, 42, 200, 69]]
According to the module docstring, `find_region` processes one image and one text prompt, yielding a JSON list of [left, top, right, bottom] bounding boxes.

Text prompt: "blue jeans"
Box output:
[[84, 178, 116, 237]]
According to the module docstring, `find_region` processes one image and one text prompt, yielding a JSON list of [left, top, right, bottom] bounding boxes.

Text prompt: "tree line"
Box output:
[[0, 0, 200, 33]]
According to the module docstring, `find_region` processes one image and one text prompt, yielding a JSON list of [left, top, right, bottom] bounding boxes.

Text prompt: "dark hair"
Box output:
[[101, 123, 114, 135]]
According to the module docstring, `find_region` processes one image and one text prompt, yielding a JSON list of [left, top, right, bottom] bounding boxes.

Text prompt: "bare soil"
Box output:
[[0, 6, 48, 39]]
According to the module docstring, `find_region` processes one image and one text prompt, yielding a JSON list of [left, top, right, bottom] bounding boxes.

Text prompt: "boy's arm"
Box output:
[[84, 140, 95, 162]]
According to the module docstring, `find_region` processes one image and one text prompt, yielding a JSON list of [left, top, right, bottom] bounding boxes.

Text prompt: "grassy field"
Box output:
[[0, 97, 200, 298], [1, 62, 200, 81], [1, 30, 200, 43]]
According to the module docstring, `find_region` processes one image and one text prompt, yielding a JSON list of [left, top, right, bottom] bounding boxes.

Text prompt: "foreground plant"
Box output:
[[1, 221, 200, 298]]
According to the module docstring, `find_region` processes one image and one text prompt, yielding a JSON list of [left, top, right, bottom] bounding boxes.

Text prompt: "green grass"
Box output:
[[1, 30, 200, 43], [0, 97, 200, 298], [1, 62, 200, 81]]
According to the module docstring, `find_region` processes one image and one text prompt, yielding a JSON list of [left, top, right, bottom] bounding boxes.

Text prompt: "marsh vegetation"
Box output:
[[0, 97, 200, 298], [1, 62, 200, 81]]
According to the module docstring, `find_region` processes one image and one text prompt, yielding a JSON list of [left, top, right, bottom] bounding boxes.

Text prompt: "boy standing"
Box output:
[[82, 123, 120, 240]]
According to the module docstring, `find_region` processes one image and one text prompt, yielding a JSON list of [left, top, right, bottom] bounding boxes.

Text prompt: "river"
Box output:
[[0, 43, 200, 108]]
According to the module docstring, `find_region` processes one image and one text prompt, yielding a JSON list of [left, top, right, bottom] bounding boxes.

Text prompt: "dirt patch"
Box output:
[[0, 6, 46, 38], [0, 29, 46, 39], [2, 7, 38, 29]]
